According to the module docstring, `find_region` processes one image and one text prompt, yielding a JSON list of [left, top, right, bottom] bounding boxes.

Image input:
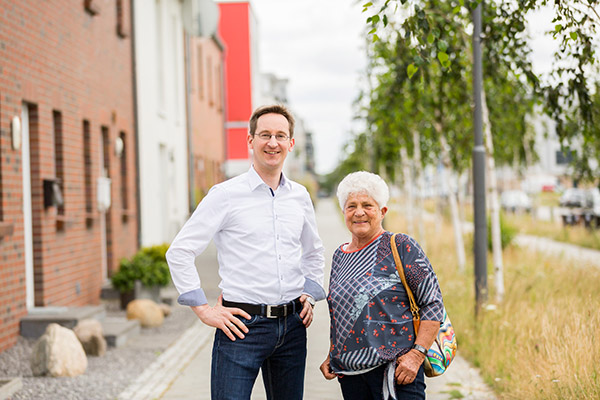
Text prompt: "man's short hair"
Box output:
[[249, 104, 295, 138]]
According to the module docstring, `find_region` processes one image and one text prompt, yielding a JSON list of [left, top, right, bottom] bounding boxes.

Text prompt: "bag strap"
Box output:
[[390, 234, 421, 332]]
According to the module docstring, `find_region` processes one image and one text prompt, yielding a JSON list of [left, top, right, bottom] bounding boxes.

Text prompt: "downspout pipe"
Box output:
[[129, 0, 142, 249]]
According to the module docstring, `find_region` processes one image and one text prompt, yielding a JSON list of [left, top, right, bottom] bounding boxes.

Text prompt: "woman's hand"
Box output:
[[395, 349, 425, 385], [320, 355, 337, 380]]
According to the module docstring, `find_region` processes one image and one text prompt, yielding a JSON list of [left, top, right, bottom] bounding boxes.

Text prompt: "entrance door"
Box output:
[[21, 104, 35, 309]]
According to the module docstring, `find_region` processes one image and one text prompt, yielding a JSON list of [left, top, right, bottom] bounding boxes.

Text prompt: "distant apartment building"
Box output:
[[215, 0, 260, 178], [0, 0, 137, 352], [260, 73, 316, 180]]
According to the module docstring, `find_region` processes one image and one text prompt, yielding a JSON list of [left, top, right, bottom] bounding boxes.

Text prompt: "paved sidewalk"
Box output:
[[120, 198, 496, 399]]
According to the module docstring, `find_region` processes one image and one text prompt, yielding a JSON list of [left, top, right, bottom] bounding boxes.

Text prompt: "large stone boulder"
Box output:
[[126, 299, 164, 327], [158, 303, 172, 317], [30, 323, 88, 377], [74, 319, 107, 356]]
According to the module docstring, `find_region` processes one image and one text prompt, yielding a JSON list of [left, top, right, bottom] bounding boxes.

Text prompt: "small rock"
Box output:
[[74, 319, 107, 356], [126, 299, 164, 327], [30, 323, 88, 377]]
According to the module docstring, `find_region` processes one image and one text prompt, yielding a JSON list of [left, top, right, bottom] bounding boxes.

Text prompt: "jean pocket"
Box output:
[[238, 314, 261, 326], [292, 311, 304, 325]]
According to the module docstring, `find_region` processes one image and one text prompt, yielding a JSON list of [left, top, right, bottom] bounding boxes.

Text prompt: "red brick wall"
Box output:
[[0, 0, 138, 352]]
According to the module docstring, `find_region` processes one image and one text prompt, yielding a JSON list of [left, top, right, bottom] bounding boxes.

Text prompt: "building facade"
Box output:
[[133, 0, 190, 246], [216, 0, 260, 178], [0, 0, 138, 352], [187, 34, 226, 205]]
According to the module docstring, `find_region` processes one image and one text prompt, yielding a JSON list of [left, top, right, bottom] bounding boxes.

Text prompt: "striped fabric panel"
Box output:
[[339, 347, 381, 371]]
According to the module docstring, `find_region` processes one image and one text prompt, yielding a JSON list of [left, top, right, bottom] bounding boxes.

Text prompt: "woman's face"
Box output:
[[343, 192, 387, 241]]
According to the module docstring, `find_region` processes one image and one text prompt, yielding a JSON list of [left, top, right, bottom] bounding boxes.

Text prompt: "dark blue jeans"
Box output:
[[338, 363, 426, 400], [210, 312, 307, 400]]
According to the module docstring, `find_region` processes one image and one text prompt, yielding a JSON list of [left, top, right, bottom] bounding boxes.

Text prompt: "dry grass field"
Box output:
[[386, 208, 600, 399]]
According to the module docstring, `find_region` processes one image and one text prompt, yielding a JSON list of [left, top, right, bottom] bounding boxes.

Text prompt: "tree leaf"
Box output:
[[570, 32, 578, 40], [407, 63, 418, 79], [427, 33, 435, 44], [368, 27, 377, 35], [437, 51, 449, 64], [372, 34, 380, 43], [555, 24, 563, 32]]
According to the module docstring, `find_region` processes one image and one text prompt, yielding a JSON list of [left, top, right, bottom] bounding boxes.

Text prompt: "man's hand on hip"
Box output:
[[191, 294, 251, 341], [299, 294, 315, 328]]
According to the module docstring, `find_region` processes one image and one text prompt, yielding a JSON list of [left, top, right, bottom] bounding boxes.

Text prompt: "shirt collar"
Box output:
[[248, 165, 292, 191]]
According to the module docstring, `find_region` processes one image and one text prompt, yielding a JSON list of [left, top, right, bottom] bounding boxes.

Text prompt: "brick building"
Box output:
[[188, 34, 226, 205], [0, 0, 138, 352]]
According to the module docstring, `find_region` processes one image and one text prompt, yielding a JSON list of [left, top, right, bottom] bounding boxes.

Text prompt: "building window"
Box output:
[[116, 0, 129, 38], [83, 120, 93, 224], [207, 56, 213, 106], [216, 64, 222, 112], [53, 111, 65, 218], [119, 131, 128, 212], [84, 0, 101, 16], [197, 44, 204, 99], [155, 0, 166, 114], [556, 149, 573, 165]]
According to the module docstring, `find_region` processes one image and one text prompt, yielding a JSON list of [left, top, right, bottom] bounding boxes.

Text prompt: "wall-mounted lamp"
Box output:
[[115, 136, 124, 158], [11, 116, 21, 150]]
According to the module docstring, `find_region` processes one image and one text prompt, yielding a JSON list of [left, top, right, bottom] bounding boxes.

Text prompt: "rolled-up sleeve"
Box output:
[[166, 186, 228, 306], [299, 192, 326, 301]]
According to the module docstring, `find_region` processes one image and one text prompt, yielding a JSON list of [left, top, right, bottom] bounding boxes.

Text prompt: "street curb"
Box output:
[[117, 320, 214, 400]]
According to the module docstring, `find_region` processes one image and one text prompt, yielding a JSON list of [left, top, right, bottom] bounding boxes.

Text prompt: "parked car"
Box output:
[[500, 190, 533, 213], [559, 188, 586, 208], [561, 188, 600, 228]]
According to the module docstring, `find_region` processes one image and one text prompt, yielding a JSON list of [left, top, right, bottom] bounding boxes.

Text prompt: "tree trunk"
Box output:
[[412, 130, 426, 251], [401, 146, 415, 236], [439, 135, 466, 272], [482, 90, 505, 303]]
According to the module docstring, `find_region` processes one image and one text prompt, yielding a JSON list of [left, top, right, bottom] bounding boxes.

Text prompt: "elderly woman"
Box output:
[[320, 171, 444, 400]]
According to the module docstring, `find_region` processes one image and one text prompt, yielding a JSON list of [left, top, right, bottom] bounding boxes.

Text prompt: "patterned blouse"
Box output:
[[327, 231, 444, 374]]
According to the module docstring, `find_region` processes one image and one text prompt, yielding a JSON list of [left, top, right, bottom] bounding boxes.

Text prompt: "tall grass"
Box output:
[[386, 209, 600, 399]]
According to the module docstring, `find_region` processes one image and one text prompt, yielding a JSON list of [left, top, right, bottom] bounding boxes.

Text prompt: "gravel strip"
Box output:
[[0, 305, 198, 400]]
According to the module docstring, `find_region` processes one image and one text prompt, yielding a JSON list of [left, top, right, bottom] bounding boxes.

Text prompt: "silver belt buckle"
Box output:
[[266, 305, 276, 318]]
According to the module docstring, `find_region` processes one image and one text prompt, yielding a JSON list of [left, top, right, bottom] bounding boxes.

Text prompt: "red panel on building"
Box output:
[[217, 1, 254, 163], [227, 128, 250, 160]]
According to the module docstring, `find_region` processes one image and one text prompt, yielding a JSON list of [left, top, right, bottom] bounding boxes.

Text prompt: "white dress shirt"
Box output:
[[166, 166, 325, 306]]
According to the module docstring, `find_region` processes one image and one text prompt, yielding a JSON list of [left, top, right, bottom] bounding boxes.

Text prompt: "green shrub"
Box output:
[[487, 213, 517, 250], [111, 244, 171, 293]]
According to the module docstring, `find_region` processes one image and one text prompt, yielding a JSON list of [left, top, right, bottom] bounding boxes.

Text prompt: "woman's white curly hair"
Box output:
[[336, 171, 389, 211]]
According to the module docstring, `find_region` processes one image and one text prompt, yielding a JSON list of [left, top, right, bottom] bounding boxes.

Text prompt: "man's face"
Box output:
[[248, 113, 295, 174]]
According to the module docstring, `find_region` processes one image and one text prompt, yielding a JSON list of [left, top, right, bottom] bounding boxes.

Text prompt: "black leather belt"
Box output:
[[222, 297, 302, 318]]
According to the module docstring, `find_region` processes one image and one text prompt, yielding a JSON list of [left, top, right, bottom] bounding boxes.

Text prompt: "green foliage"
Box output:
[[111, 244, 171, 293], [487, 213, 517, 251], [362, 0, 600, 181]]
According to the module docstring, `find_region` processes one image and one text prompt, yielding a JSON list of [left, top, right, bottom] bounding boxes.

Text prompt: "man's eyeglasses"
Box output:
[[255, 133, 290, 142]]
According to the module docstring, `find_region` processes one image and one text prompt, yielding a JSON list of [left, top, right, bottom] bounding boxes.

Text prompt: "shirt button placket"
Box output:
[[272, 190, 283, 298]]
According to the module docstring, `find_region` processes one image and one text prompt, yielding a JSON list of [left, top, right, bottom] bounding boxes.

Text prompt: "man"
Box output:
[[166, 104, 325, 400]]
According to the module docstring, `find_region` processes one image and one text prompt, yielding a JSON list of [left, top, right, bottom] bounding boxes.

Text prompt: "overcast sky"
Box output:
[[251, 1, 561, 175]]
